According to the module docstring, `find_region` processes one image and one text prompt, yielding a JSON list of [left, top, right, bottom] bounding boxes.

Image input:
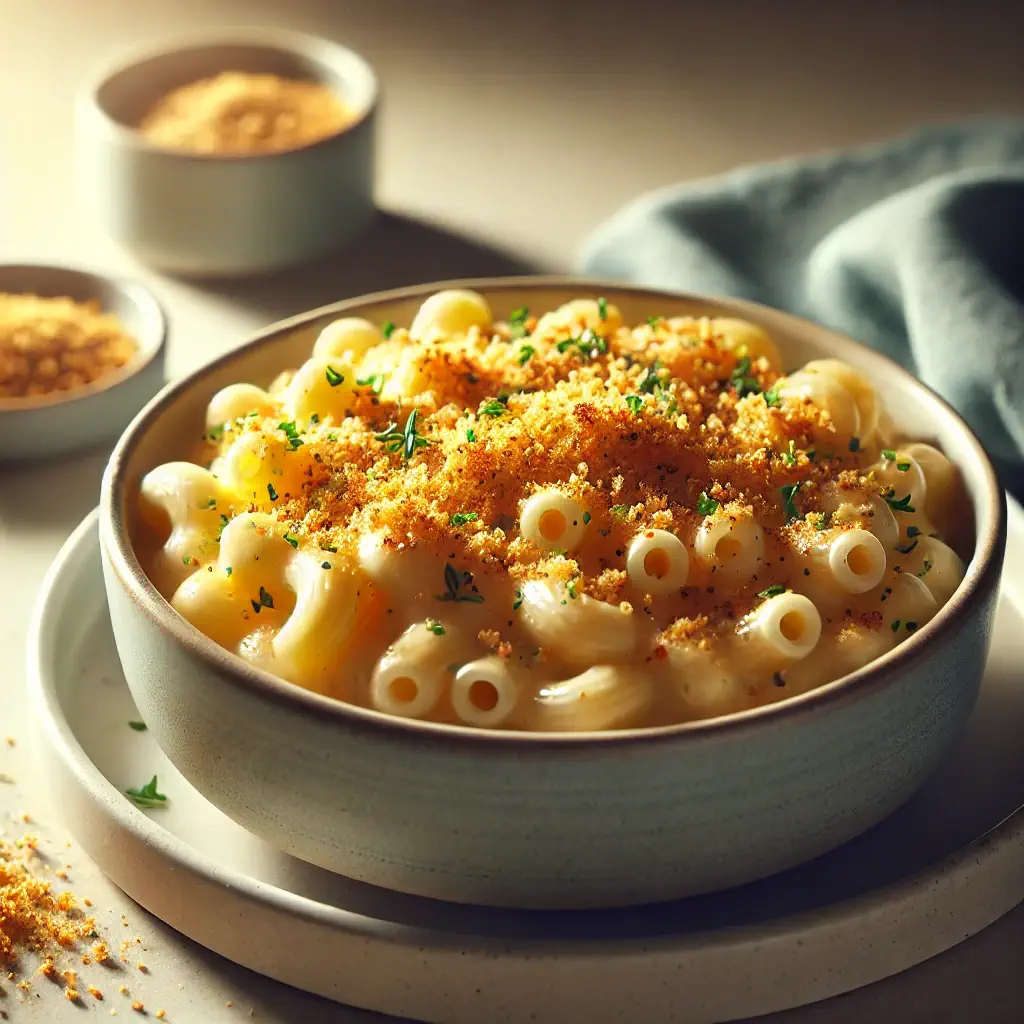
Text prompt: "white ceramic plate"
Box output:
[[28, 501, 1024, 1024]]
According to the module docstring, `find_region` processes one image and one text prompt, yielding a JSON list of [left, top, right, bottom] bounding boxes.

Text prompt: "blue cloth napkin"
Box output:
[[580, 120, 1024, 493]]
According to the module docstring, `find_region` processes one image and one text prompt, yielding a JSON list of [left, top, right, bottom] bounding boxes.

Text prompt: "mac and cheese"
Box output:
[[136, 291, 966, 731]]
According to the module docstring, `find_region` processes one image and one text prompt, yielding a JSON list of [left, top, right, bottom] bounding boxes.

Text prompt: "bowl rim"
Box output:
[[0, 261, 167, 413], [100, 276, 1008, 751], [79, 26, 380, 164]]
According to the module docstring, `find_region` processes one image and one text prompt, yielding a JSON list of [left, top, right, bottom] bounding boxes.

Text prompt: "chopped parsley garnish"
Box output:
[[320, 543, 338, 552], [848, 436, 861, 453], [556, 328, 607, 360], [895, 538, 918, 555], [646, 315, 662, 328], [278, 420, 304, 451], [128, 721, 147, 732], [182, 555, 193, 565], [567, 579, 578, 600], [283, 531, 300, 549], [597, 296, 608, 321], [356, 373, 386, 395], [582, 511, 592, 525], [225, 566, 233, 577], [321, 561, 331, 570], [436, 561, 485, 604], [758, 584, 787, 599], [764, 388, 781, 408], [905, 621, 919, 633], [917, 560, 933, 578], [310, 413, 320, 425], [882, 449, 896, 462], [781, 482, 803, 522], [218, 514, 229, 539], [517, 344, 535, 366], [375, 409, 433, 459], [325, 365, 345, 387], [425, 619, 446, 636], [381, 320, 396, 339], [250, 586, 275, 614], [729, 356, 760, 398], [783, 440, 797, 466], [885, 490, 915, 513], [907, 525, 921, 537], [205, 424, 225, 442], [897, 461, 911, 472], [479, 399, 506, 417], [638, 363, 663, 394], [610, 504, 630, 520], [126, 775, 167, 809], [450, 512, 479, 527], [508, 306, 530, 338], [814, 511, 831, 531], [466, 427, 477, 442], [267, 483, 278, 502], [696, 491, 719, 517], [205, 498, 217, 509], [512, 588, 524, 611], [624, 394, 643, 416], [891, 619, 901, 633]]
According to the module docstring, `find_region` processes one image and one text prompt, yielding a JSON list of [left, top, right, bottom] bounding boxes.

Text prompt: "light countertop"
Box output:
[[2, 1, 1023, 1021]]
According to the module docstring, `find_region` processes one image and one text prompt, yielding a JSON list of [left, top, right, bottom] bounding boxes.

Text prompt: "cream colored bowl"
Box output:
[[99, 279, 1006, 909], [76, 30, 378, 277], [0, 263, 166, 461]]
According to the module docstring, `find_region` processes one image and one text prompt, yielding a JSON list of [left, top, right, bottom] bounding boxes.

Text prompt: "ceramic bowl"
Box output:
[[98, 279, 1006, 909], [0, 263, 166, 461], [75, 30, 378, 277]]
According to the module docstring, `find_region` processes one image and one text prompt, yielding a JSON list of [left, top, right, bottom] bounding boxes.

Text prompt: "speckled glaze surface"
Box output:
[[98, 280, 1007, 909], [0, 263, 166, 461], [76, 30, 378, 277]]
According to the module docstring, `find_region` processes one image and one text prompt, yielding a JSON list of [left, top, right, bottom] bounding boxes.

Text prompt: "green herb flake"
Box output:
[[582, 511, 592, 525], [758, 584, 787, 599], [513, 588, 524, 611], [646, 315, 663, 328], [435, 562, 485, 604], [764, 388, 781, 408], [508, 306, 530, 338], [267, 483, 278, 502], [450, 511, 480, 527], [905, 621, 919, 633], [320, 542, 338, 553], [278, 420, 304, 451], [882, 449, 897, 462], [897, 461, 911, 472], [610, 504, 630, 521], [848, 436, 861, 453], [638, 363, 663, 394], [917, 560, 933, 578], [283, 531, 300, 550], [321, 561, 331, 570], [781, 482, 803, 522], [205, 424, 225, 442], [729, 356, 761, 398], [517, 344, 535, 366], [375, 409, 433, 460], [597, 296, 608, 321], [813, 511, 831, 531], [309, 413, 320, 425], [381, 320, 396, 339], [356, 373, 386, 395], [696, 491, 719, 517], [907, 525, 921, 537], [128, 721, 147, 732], [466, 427, 477, 442], [250, 586, 274, 614], [217, 514, 230, 540], [783, 440, 797, 466], [182, 555, 193, 566], [567, 579, 578, 600], [895, 538, 918, 555], [205, 498, 217, 509], [624, 394, 643, 416], [325, 365, 345, 387], [885, 490, 916, 513], [225, 566, 233, 577], [891, 619, 902, 633], [126, 775, 167, 809], [425, 619, 446, 636]]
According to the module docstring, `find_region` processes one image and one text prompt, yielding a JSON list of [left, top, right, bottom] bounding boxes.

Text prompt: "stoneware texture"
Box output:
[[28, 506, 1024, 1023], [98, 279, 1007, 910], [76, 30, 378, 277], [0, 262, 166, 461]]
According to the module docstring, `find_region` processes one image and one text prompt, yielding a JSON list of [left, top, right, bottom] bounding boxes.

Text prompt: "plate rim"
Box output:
[[25, 502, 1024, 1022]]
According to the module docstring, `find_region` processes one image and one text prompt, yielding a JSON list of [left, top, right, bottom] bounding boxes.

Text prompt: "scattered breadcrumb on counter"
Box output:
[[138, 71, 354, 155], [0, 293, 138, 400]]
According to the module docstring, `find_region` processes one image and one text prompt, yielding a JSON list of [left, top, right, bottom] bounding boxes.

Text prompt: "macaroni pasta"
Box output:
[[136, 291, 967, 731]]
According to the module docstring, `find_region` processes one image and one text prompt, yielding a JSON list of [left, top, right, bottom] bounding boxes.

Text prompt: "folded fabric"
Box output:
[[579, 119, 1024, 495]]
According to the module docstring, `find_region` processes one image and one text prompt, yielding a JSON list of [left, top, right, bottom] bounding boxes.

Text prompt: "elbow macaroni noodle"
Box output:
[[136, 290, 968, 731]]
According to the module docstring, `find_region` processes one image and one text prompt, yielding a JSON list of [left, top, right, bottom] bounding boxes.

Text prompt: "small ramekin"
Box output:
[[0, 263, 166, 461], [75, 29, 378, 278]]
